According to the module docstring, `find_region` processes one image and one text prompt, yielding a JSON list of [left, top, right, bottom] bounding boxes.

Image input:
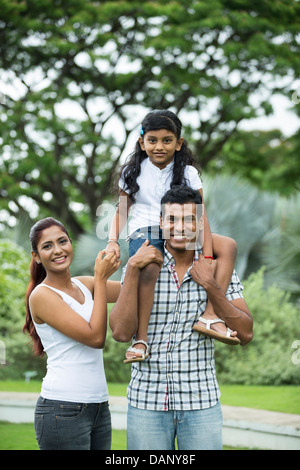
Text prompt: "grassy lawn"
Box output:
[[2, 381, 298, 414], [0, 421, 245, 451], [0, 381, 299, 450], [0, 421, 127, 450]]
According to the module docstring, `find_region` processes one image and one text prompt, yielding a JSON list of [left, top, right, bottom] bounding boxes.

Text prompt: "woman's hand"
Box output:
[[94, 250, 121, 280]]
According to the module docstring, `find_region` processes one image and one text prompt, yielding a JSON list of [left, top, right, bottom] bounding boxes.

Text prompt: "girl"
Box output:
[[106, 110, 239, 363], [23, 217, 121, 450]]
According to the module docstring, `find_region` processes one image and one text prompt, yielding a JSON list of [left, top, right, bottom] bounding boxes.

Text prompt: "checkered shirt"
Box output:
[[122, 248, 244, 411]]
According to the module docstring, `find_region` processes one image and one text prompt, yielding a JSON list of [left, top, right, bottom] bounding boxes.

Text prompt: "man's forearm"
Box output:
[[204, 277, 253, 345]]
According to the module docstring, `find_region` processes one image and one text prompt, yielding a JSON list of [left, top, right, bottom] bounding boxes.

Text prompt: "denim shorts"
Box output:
[[128, 225, 164, 257], [34, 396, 111, 450]]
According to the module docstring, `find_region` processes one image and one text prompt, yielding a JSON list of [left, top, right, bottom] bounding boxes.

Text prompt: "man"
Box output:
[[109, 186, 253, 450]]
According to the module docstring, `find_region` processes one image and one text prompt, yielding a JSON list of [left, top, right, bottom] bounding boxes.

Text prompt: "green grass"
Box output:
[[0, 381, 299, 414], [0, 421, 126, 450], [1, 381, 298, 450], [0, 421, 245, 451], [219, 384, 300, 415], [112, 383, 300, 414]]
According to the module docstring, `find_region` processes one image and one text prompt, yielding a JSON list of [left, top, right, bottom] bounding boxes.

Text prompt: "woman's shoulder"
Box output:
[[73, 276, 94, 294], [29, 283, 59, 309]]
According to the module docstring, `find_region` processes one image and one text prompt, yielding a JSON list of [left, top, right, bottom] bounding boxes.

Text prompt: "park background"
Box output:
[[0, 0, 299, 450]]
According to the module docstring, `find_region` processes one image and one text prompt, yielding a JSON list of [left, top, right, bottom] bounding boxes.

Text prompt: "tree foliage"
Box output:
[[1, 0, 299, 233], [208, 129, 300, 196], [0, 239, 46, 379], [215, 268, 300, 385]]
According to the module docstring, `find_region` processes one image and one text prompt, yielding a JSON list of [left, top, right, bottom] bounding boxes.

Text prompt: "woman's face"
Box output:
[[32, 225, 73, 273]]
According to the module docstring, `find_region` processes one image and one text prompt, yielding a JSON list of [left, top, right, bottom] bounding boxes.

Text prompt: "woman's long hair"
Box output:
[[120, 109, 199, 201], [23, 217, 70, 356]]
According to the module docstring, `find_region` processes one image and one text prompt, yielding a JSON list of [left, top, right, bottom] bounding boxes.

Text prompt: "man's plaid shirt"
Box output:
[[122, 247, 244, 411]]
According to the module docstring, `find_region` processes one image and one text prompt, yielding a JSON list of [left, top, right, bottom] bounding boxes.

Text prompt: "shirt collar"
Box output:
[[163, 244, 203, 268], [147, 157, 174, 174]]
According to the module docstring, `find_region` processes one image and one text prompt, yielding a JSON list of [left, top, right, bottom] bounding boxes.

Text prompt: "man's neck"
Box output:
[[166, 243, 195, 268]]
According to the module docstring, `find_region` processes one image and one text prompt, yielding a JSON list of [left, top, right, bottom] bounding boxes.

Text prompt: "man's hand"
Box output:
[[190, 254, 217, 289], [129, 240, 164, 270]]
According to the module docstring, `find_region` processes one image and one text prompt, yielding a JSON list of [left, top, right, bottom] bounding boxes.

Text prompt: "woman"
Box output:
[[23, 217, 121, 450]]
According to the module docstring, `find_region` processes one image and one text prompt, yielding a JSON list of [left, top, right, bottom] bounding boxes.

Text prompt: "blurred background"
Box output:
[[0, 0, 299, 386]]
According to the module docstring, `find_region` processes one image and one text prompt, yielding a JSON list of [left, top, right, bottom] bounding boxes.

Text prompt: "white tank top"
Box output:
[[30, 278, 109, 403]]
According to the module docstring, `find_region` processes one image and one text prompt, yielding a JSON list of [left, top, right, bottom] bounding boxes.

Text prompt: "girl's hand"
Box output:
[[94, 250, 121, 280], [105, 241, 121, 259]]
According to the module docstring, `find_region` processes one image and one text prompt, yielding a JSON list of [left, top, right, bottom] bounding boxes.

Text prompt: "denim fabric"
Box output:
[[34, 396, 111, 450], [127, 401, 223, 450], [128, 226, 164, 257]]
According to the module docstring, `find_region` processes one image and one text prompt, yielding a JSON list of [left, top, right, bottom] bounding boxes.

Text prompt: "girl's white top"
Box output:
[[30, 278, 108, 403], [119, 158, 202, 236]]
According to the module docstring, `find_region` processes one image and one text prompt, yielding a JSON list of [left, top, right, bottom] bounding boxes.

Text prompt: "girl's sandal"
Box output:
[[193, 317, 240, 345], [124, 340, 149, 364]]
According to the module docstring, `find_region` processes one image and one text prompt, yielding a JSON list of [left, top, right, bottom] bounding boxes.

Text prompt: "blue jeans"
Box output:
[[34, 396, 111, 450], [129, 226, 164, 257], [127, 402, 223, 450]]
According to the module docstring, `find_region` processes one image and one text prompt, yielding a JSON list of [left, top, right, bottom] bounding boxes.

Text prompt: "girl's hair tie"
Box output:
[[140, 125, 144, 136]]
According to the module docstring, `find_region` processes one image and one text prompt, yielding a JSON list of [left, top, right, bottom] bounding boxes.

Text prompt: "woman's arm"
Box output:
[[30, 251, 120, 348], [77, 277, 121, 303]]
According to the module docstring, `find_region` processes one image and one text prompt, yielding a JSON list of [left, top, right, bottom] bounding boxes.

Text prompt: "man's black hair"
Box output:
[[161, 185, 203, 206]]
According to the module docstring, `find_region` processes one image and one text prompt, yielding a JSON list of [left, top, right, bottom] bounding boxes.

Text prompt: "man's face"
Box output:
[[161, 202, 203, 251]]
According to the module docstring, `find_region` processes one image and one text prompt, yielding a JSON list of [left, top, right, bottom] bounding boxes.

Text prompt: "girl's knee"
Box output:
[[213, 234, 237, 260], [225, 236, 237, 258], [140, 262, 161, 283]]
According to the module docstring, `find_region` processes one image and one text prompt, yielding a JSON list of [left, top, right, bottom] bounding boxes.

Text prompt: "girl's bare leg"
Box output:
[[197, 235, 238, 337], [125, 263, 161, 360]]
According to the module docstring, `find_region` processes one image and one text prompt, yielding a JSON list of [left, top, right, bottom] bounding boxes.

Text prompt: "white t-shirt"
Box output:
[[30, 278, 109, 403], [119, 158, 202, 236]]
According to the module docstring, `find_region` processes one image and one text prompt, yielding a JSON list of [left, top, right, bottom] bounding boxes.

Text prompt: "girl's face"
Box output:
[[32, 225, 73, 273], [139, 128, 184, 169]]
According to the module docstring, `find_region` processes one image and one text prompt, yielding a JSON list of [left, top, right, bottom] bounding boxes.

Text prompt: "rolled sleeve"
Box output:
[[225, 270, 244, 301]]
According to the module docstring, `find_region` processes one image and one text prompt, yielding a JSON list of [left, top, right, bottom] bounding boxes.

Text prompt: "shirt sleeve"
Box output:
[[118, 168, 128, 192], [185, 166, 202, 190], [226, 270, 244, 301]]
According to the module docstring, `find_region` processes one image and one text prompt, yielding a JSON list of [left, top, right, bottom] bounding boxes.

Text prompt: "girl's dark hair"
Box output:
[[23, 217, 70, 356], [120, 109, 198, 201]]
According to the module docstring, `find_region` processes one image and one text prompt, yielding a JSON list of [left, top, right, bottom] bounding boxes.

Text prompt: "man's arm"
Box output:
[[190, 255, 253, 346], [109, 241, 163, 343]]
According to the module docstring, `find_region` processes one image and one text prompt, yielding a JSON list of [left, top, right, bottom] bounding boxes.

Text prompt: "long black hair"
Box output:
[[23, 217, 71, 356], [120, 109, 198, 201]]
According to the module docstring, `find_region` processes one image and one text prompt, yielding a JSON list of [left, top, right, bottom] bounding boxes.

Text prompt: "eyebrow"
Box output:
[[41, 236, 67, 247], [146, 133, 175, 138]]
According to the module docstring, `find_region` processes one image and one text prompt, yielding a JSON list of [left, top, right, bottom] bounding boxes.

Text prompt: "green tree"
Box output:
[[208, 129, 300, 196], [215, 268, 300, 385], [0, 239, 46, 379], [0, 0, 299, 233]]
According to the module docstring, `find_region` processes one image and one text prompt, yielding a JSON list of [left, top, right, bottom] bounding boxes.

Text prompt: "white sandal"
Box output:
[[124, 340, 150, 364], [193, 317, 240, 345]]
